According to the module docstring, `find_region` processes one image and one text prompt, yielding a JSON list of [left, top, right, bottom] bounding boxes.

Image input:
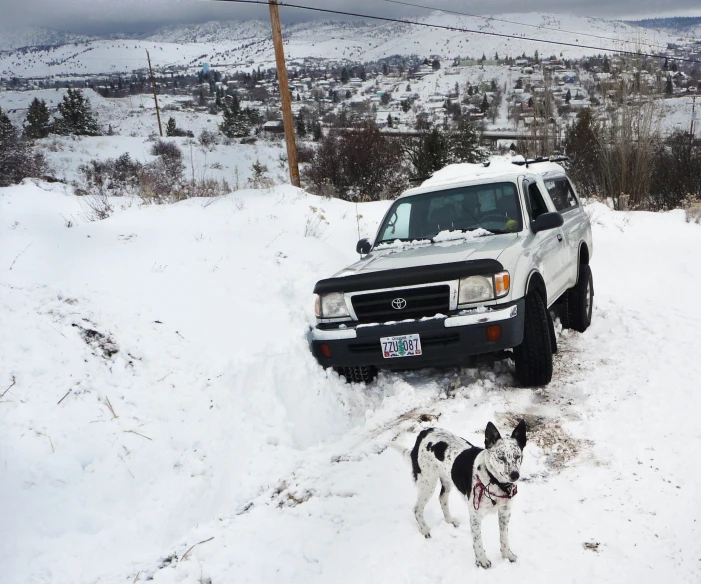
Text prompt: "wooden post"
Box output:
[[146, 50, 163, 137], [268, 0, 300, 187]]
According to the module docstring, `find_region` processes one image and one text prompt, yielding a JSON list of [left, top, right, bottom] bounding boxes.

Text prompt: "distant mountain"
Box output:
[[626, 16, 701, 34], [0, 27, 96, 51], [146, 20, 272, 44], [0, 13, 682, 78]]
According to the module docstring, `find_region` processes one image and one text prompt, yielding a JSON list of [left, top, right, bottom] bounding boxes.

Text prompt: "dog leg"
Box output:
[[439, 480, 459, 528], [469, 511, 491, 569], [498, 506, 517, 562], [413, 476, 436, 538]]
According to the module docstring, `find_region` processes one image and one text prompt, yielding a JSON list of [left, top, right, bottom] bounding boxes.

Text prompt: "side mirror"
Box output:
[[532, 212, 564, 234], [356, 238, 372, 255]]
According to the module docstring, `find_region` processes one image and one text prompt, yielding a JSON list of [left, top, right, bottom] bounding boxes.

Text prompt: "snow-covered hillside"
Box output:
[[0, 26, 96, 51], [1, 179, 701, 583], [0, 13, 679, 78]]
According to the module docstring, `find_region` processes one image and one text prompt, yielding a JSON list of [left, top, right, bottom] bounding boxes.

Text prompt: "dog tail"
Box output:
[[387, 441, 411, 463]]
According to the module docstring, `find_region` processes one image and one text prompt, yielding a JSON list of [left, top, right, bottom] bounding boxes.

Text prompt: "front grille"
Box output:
[[351, 285, 450, 324]]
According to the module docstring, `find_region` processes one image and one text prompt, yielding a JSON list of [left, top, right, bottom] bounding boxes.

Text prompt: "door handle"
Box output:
[[557, 234, 563, 242]]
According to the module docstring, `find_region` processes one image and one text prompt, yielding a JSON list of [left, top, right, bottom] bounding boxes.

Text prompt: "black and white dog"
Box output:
[[398, 421, 526, 569]]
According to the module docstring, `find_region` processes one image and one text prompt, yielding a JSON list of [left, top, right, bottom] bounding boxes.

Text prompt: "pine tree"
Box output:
[[312, 121, 323, 141], [663, 57, 669, 71], [296, 114, 307, 137], [387, 113, 393, 128], [24, 98, 51, 139], [54, 89, 100, 136], [603, 55, 611, 73], [166, 117, 177, 137], [565, 89, 572, 104], [481, 94, 489, 113], [665, 76, 674, 95], [219, 98, 251, 138], [1, 107, 45, 187], [450, 119, 483, 164]]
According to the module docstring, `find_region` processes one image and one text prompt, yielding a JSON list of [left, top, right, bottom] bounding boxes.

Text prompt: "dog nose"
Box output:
[[510, 471, 520, 481]]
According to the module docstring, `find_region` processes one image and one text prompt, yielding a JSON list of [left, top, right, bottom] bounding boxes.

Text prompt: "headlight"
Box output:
[[458, 275, 493, 304], [316, 292, 350, 318], [458, 271, 510, 304]]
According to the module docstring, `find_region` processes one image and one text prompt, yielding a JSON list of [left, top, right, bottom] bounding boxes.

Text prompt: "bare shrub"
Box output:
[[304, 206, 328, 238], [74, 153, 142, 197], [686, 201, 701, 224], [649, 132, 701, 211], [198, 130, 218, 150], [296, 143, 315, 164], [303, 122, 408, 201], [596, 101, 659, 210], [248, 159, 275, 189], [81, 193, 114, 221]]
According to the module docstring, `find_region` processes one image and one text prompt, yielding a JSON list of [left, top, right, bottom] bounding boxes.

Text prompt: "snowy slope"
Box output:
[[0, 26, 96, 51], [0, 13, 679, 78], [1, 180, 701, 583]]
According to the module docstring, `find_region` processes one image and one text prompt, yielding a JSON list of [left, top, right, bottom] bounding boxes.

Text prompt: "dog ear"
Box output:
[[485, 422, 502, 449], [511, 419, 527, 450]]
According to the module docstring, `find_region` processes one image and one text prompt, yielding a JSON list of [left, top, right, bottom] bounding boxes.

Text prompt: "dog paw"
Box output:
[[424, 532, 431, 539], [451, 519, 460, 528], [475, 557, 491, 569], [502, 550, 517, 562]]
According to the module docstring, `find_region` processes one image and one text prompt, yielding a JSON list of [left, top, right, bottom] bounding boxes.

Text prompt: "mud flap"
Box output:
[[547, 309, 558, 355]]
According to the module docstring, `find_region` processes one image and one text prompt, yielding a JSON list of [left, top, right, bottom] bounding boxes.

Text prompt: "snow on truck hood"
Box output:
[[338, 233, 518, 276]]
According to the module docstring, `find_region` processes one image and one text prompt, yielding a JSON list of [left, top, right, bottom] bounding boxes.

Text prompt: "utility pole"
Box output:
[[690, 94, 697, 138], [268, 0, 300, 187], [146, 50, 163, 137]]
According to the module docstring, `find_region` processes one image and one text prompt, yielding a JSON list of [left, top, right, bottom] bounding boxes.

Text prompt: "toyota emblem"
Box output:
[[391, 298, 407, 310]]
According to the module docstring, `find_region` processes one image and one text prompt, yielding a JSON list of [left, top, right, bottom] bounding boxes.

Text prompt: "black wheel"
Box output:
[[513, 291, 553, 387], [566, 264, 593, 333], [336, 365, 377, 384]]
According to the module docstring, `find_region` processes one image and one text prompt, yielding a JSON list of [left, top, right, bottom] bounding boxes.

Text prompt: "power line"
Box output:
[[210, 0, 701, 66], [378, 0, 673, 54]]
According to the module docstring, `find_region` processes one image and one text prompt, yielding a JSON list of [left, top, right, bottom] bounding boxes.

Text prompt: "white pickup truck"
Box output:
[[310, 157, 594, 386]]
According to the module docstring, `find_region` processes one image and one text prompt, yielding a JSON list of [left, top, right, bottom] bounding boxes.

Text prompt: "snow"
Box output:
[[2, 182, 701, 583]]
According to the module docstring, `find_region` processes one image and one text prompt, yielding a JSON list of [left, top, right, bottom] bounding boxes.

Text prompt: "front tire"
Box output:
[[567, 264, 593, 333], [513, 291, 553, 387]]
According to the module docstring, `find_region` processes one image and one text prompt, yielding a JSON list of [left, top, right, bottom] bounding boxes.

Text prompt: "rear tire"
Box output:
[[513, 291, 553, 387], [566, 264, 593, 333], [336, 365, 378, 384]]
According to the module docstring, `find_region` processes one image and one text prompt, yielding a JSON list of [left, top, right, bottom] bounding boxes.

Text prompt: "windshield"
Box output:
[[376, 182, 523, 245]]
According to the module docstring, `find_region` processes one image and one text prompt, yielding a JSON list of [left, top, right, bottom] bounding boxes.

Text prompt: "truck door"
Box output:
[[524, 179, 569, 304]]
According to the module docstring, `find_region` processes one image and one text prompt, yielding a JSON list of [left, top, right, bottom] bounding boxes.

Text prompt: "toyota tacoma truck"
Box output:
[[310, 157, 593, 386]]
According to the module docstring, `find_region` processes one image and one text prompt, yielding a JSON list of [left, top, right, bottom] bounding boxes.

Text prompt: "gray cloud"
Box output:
[[0, 0, 699, 35]]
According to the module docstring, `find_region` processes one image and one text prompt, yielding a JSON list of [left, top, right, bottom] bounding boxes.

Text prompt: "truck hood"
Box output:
[[337, 234, 519, 276]]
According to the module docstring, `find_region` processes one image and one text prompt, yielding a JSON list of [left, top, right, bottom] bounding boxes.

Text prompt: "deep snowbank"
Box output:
[[2, 186, 701, 583]]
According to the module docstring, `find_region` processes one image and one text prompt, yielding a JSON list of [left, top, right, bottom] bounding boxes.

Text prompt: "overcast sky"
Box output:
[[1, 0, 700, 34]]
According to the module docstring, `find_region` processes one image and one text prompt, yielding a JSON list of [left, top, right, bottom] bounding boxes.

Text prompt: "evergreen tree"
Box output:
[[296, 114, 307, 137], [565, 89, 572, 104], [387, 113, 393, 128], [1, 107, 45, 186], [166, 117, 177, 137], [534, 50, 539, 63], [480, 94, 489, 113], [665, 76, 674, 95], [54, 89, 100, 136], [24, 98, 51, 139], [312, 121, 323, 141], [603, 55, 611, 73], [219, 98, 251, 138], [663, 57, 669, 71], [450, 119, 483, 164]]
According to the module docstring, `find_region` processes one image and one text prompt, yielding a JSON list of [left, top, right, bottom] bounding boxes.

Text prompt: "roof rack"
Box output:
[[511, 155, 569, 168]]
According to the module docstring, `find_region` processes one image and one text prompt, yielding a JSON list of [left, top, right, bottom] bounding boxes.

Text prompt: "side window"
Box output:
[[527, 183, 548, 220], [379, 202, 411, 241], [545, 178, 579, 212]]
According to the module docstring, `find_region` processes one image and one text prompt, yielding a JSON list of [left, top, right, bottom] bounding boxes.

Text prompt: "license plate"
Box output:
[[381, 334, 422, 358]]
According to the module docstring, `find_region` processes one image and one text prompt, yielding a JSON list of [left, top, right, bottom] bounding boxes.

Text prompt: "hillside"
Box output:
[[1, 179, 701, 583], [0, 13, 682, 78]]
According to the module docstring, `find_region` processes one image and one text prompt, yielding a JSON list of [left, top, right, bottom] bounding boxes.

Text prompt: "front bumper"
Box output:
[[310, 299, 525, 370]]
